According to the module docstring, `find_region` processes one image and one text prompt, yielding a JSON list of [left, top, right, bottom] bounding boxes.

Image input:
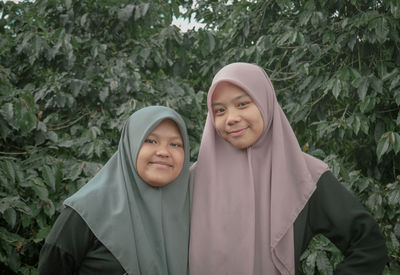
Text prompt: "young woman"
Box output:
[[189, 63, 387, 274], [38, 106, 190, 275]]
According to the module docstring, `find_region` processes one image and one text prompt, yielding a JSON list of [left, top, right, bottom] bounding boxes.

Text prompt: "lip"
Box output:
[[149, 161, 173, 168], [227, 127, 247, 137]]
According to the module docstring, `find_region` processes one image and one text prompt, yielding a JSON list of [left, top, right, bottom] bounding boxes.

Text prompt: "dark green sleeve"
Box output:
[[37, 206, 94, 275], [308, 171, 387, 274]]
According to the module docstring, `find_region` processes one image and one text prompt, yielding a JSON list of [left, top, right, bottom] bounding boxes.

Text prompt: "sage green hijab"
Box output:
[[64, 106, 190, 275]]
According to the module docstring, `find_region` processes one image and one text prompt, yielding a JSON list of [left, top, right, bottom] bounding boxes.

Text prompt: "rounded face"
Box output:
[[211, 82, 264, 149], [136, 119, 185, 187]]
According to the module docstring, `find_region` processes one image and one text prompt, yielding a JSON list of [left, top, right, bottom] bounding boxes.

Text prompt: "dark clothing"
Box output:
[[38, 172, 386, 275], [37, 207, 125, 275], [294, 171, 387, 274]]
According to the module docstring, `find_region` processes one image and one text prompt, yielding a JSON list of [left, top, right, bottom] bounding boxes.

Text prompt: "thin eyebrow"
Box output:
[[146, 133, 158, 138], [170, 136, 183, 141], [211, 94, 251, 106], [147, 133, 182, 141]]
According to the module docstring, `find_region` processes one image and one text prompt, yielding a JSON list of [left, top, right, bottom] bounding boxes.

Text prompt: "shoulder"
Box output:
[[45, 206, 94, 246]]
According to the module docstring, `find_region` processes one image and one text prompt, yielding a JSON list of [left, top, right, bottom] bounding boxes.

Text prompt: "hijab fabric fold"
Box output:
[[64, 106, 190, 275], [189, 63, 329, 274]]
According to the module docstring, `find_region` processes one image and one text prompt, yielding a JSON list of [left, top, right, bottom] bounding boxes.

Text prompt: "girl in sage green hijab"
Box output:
[[38, 106, 190, 275]]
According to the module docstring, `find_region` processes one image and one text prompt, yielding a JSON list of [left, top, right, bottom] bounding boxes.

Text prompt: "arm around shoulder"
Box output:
[[308, 171, 387, 275]]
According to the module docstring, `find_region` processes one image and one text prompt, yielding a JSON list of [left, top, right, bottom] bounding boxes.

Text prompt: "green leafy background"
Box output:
[[0, 0, 399, 274]]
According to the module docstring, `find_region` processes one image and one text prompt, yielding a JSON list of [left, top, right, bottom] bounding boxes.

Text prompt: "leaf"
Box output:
[[359, 96, 375, 113], [0, 102, 14, 121], [80, 13, 88, 27], [390, 1, 400, 18], [0, 196, 18, 214], [42, 165, 56, 191], [332, 79, 341, 98], [4, 207, 17, 229], [6, 248, 21, 272], [95, 140, 103, 158], [67, 162, 83, 181], [371, 77, 383, 94], [316, 251, 333, 274], [390, 75, 400, 90], [397, 111, 400, 126], [305, 251, 317, 270], [99, 87, 109, 102], [4, 160, 16, 183], [366, 192, 383, 211], [390, 232, 400, 250], [393, 132, 400, 154], [357, 77, 369, 100], [65, 0, 72, 10], [207, 32, 215, 52], [395, 90, 400, 106], [388, 188, 400, 207], [46, 131, 58, 142], [360, 117, 369, 135], [83, 161, 102, 177], [89, 126, 101, 139], [353, 115, 360, 135], [43, 199, 55, 218], [375, 17, 389, 43], [374, 120, 385, 142], [31, 178, 49, 201], [70, 79, 84, 96], [13, 200, 32, 215], [58, 139, 74, 148], [118, 4, 134, 22], [34, 226, 51, 243], [376, 134, 390, 160], [135, 3, 150, 20]]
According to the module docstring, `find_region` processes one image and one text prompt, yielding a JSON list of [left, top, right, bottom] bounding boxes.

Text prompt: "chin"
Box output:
[[147, 181, 169, 187], [230, 142, 249, 150]]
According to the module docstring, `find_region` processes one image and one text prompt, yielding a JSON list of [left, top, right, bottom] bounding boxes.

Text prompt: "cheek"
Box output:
[[175, 151, 185, 171], [214, 117, 225, 134], [136, 147, 147, 174], [254, 112, 264, 136]]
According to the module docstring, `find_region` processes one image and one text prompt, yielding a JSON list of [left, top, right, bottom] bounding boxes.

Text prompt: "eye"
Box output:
[[237, 101, 250, 108], [213, 107, 225, 115], [170, 142, 183, 148], [144, 138, 157, 144]]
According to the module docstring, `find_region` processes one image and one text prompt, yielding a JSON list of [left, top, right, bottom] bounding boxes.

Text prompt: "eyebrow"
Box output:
[[147, 133, 182, 140], [211, 93, 251, 106]]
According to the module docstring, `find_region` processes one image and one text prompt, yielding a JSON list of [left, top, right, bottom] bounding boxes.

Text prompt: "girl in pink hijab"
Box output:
[[189, 62, 387, 274]]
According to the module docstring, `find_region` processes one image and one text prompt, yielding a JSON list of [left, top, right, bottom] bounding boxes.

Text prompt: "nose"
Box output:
[[226, 109, 241, 125], [156, 144, 170, 157]]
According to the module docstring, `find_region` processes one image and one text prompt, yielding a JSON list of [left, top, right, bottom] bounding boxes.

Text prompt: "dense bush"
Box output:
[[0, 0, 399, 274]]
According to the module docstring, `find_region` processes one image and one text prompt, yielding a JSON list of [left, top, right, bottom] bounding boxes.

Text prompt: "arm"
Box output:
[[38, 207, 94, 275], [308, 171, 387, 275]]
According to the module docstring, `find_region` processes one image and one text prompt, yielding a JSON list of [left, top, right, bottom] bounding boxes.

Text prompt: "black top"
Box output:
[[38, 206, 125, 275], [294, 171, 387, 274], [38, 171, 387, 275]]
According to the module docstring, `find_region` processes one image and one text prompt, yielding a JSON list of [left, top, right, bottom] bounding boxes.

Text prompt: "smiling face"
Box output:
[[136, 119, 185, 187], [211, 82, 264, 149]]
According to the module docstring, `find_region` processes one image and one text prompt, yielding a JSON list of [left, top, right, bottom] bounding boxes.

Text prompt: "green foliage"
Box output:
[[0, 0, 399, 273], [0, 0, 204, 272]]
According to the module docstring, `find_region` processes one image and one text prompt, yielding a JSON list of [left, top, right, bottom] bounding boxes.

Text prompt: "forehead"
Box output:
[[212, 82, 251, 103], [151, 119, 182, 137]]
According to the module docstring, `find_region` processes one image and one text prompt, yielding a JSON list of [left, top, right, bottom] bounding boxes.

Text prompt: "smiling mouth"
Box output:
[[227, 127, 247, 137], [149, 162, 173, 168]]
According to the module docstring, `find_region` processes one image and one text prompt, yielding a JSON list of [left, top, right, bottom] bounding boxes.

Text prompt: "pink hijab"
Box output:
[[189, 63, 329, 274]]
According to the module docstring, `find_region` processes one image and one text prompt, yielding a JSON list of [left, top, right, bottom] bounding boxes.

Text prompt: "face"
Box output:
[[211, 82, 264, 149], [136, 119, 185, 187]]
